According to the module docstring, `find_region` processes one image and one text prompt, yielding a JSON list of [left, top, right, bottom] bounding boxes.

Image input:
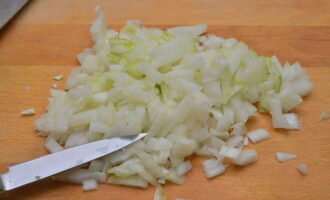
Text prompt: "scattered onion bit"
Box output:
[[233, 150, 258, 166], [53, 75, 64, 81], [52, 84, 58, 89], [23, 86, 31, 92], [276, 152, 297, 162], [21, 108, 36, 116], [296, 164, 308, 175], [319, 111, 330, 121]]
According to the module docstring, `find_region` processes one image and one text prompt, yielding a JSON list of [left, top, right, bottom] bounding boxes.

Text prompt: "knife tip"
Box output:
[[137, 133, 148, 139]]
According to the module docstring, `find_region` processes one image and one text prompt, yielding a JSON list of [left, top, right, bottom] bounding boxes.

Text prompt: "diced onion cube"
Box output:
[[234, 150, 258, 166], [82, 179, 98, 191], [202, 159, 226, 178], [247, 129, 270, 143], [44, 138, 64, 153]]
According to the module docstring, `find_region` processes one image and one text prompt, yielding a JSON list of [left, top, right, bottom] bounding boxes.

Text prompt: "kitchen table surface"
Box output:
[[0, 0, 329, 199]]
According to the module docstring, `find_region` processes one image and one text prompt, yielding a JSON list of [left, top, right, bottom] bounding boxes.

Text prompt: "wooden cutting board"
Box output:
[[0, 0, 329, 199]]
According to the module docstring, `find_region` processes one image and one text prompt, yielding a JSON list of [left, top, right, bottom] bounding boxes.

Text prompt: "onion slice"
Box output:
[[21, 108, 36, 116], [247, 129, 270, 144], [276, 152, 297, 162]]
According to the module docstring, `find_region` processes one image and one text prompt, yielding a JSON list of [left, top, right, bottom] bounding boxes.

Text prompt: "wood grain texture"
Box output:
[[0, 0, 330, 199]]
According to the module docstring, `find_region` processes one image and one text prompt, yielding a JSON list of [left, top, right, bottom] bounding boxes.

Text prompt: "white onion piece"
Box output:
[[21, 108, 36, 116], [176, 161, 192, 176], [65, 132, 88, 148], [276, 152, 297, 162], [89, 160, 105, 172], [247, 129, 270, 143], [231, 123, 247, 136], [138, 63, 163, 83], [44, 138, 63, 153], [195, 145, 214, 157], [53, 169, 106, 184], [234, 150, 258, 166], [227, 135, 243, 147], [154, 185, 167, 200], [167, 24, 207, 36], [158, 177, 166, 184], [243, 136, 249, 146], [82, 179, 98, 191], [223, 38, 238, 48], [53, 74, 64, 81], [202, 159, 226, 178], [283, 113, 302, 130], [51, 84, 58, 89], [166, 171, 185, 185], [296, 164, 308, 175], [108, 175, 148, 188], [319, 111, 330, 121], [219, 146, 241, 160]]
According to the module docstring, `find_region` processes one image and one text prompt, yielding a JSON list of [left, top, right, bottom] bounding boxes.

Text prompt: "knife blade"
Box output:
[[0, 133, 147, 192], [0, 0, 29, 29]]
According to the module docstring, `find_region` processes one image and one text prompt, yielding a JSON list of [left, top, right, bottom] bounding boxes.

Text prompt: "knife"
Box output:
[[0, 133, 147, 192], [0, 0, 29, 29]]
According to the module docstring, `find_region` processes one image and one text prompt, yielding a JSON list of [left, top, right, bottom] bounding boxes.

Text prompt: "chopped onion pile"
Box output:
[[35, 7, 313, 191]]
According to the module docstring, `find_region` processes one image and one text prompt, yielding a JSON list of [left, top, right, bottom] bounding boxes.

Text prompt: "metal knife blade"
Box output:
[[0, 0, 29, 29], [0, 133, 147, 192]]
